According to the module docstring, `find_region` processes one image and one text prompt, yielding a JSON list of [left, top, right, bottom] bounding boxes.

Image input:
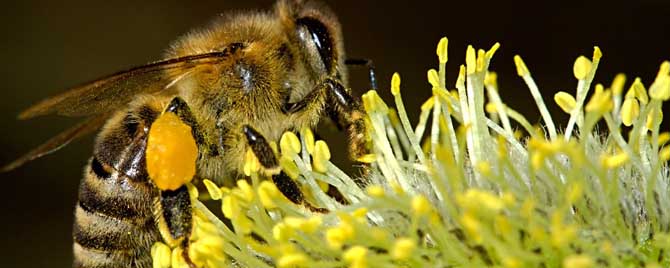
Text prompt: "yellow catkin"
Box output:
[[146, 112, 197, 191]]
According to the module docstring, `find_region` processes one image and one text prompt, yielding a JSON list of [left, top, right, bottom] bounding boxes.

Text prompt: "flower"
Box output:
[[154, 38, 670, 268]]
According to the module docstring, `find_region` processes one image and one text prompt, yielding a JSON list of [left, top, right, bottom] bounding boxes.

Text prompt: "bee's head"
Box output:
[[276, 0, 347, 83]]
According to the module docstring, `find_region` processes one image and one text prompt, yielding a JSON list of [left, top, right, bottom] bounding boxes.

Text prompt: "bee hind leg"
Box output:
[[155, 185, 197, 267]]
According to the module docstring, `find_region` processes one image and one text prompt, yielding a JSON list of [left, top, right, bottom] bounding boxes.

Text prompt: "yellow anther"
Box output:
[[460, 212, 482, 243], [243, 148, 260, 176], [302, 128, 315, 155], [151, 242, 171, 268], [427, 69, 440, 88], [631, 77, 649, 104], [563, 255, 594, 268], [272, 222, 292, 242], [592, 46, 602, 61], [602, 152, 630, 169], [351, 207, 368, 220], [484, 72, 498, 88], [611, 73, 626, 96], [171, 248, 188, 268], [277, 253, 308, 268], [520, 198, 535, 219], [566, 183, 583, 203], [391, 238, 416, 260], [659, 61, 670, 76], [366, 185, 385, 197], [649, 71, 670, 100], [313, 140, 331, 173], [279, 155, 300, 179], [476, 49, 486, 72], [236, 180, 254, 202], [146, 112, 197, 191], [658, 132, 670, 145], [457, 189, 505, 213], [302, 216, 323, 233], [503, 257, 522, 268], [646, 108, 663, 129], [326, 223, 354, 249], [513, 55, 530, 77], [466, 45, 477, 74], [391, 72, 401, 96], [356, 154, 376, 163], [258, 181, 281, 209], [203, 179, 222, 200], [573, 56, 592, 80], [436, 37, 448, 63], [486, 42, 501, 59], [456, 65, 466, 89], [620, 98, 640, 126], [411, 195, 431, 215], [221, 195, 239, 219], [495, 214, 512, 235], [476, 161, 492, 177], [660, 146, 670, 162], [585, 86, 612, 113], [343, 246, 368, 268], [280, 132, 301, 157], [554, 91, 576, 113], [390, 180, 405, 195]]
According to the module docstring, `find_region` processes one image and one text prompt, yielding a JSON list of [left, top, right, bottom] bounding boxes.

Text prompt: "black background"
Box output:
[[1, 0, 668, 266]]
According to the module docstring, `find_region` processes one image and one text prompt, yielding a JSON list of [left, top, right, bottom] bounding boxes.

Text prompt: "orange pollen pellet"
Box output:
[[146, 112, 198, 191]]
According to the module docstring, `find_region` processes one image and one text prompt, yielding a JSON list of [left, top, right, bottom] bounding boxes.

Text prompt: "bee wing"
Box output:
[[18, 51, 232, 119], [1, 114, 109, 172]]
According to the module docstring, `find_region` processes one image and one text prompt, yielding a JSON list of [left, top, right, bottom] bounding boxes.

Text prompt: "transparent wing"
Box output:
[[19, 51, 234, 119], [2, 114, 109, 172]]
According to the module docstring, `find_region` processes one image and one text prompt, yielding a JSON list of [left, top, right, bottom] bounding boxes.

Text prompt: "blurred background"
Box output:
[[1, 0, 668, 266]]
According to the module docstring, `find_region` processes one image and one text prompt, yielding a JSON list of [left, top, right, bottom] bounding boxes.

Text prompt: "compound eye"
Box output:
[[296, 17, 334, 72]]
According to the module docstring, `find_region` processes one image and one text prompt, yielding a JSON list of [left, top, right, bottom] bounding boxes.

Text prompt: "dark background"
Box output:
[[1, 0, 668, 266]]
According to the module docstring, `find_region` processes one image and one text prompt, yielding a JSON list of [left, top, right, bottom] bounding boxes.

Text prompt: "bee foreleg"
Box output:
[[322, 78, 370, 162], [165, 97, 204, 145]]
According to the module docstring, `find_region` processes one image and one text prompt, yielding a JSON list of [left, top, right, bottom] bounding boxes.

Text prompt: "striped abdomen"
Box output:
[[73, 106, 161, 268]]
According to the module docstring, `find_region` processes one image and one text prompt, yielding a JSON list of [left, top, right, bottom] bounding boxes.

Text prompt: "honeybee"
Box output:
[[3, 0, 374, 267]]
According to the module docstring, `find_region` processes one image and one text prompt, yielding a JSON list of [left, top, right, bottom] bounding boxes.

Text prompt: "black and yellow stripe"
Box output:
[[73, 106, 161, 268]]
